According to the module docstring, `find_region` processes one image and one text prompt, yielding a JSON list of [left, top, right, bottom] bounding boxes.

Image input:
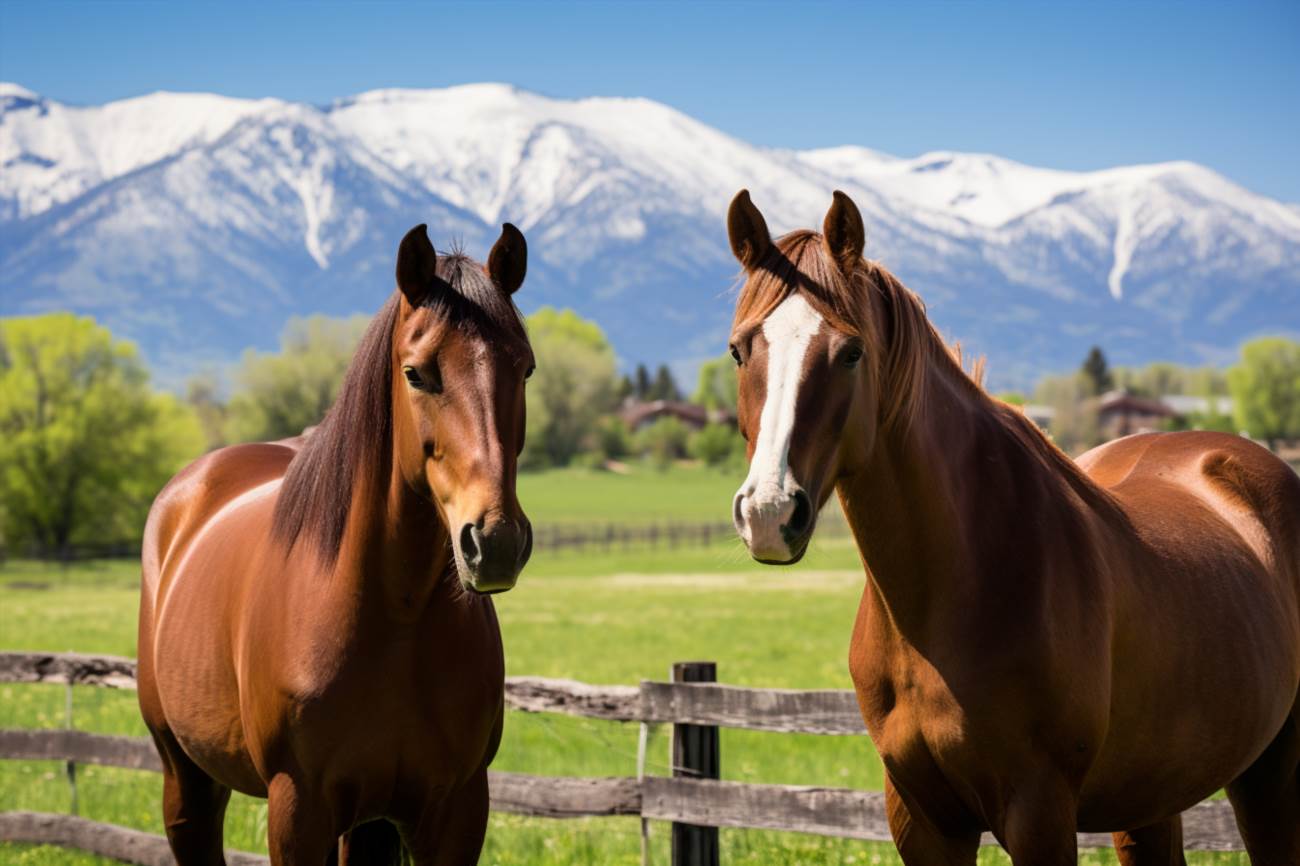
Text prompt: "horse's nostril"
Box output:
[[460, 523, 481, 566], [787, 490, 812, 535]]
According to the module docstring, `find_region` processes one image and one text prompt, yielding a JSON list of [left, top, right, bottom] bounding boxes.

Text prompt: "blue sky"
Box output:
[[3, 0, 1298, 201]]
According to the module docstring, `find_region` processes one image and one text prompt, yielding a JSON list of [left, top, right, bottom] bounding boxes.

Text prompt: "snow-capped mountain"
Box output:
[[2, 82, 1297, 387]]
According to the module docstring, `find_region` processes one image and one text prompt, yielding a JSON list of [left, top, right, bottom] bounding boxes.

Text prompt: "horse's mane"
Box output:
[[734, 230, 1121, 519], [271, 250, 527, 566]]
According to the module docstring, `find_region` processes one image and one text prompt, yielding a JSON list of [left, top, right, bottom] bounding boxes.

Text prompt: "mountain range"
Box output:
[[3, 81, 1298, 389]]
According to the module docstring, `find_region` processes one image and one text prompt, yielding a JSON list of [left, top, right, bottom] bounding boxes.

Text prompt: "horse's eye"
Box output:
[[729, 344, 742, 366], [404, 364, 443, 393], [525, 364, 536, 381], [841, 346, 864, 368]]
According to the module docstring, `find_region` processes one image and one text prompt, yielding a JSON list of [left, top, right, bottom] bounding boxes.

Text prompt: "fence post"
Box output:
[[671, 661, 719, 866], [64, 682, 78, 816]]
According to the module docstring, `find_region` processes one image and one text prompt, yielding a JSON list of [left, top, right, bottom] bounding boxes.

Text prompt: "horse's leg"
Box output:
[[339, 819, 405, 866], [1112, 816, 1187, 866], [1225, 701, 1300, 866], [403, 770, 490, 866], [267, 773, 338, 866], [884, 775, 979, 866], [997, 771, 1078, 866], [151, 727, 232, 866]]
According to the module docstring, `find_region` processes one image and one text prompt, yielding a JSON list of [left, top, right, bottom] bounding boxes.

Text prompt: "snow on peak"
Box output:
[[0, 82, 40, 100]]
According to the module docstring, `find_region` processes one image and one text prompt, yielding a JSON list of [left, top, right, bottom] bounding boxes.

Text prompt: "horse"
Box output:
[[723, 188, 1300, 865], [137, 222, 535, 865]]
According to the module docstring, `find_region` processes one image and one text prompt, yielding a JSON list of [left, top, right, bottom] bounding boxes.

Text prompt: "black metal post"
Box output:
[[671, 661, 719, 866]]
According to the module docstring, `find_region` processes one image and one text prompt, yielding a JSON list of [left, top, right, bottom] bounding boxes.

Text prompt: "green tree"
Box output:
[[185, 370, 228, 452], [593, 416, 632, 462], [635, 416, 690, 470], [1033, 371, 1100, 454], [226, 314, 370, 442], [0, 314, 204, 555], [693, 354, 739, 411], [1080, 346, 1113, 396], [688, 423, 745, 468], [648, 364, 681, 402], [1228, 336, 1300, 448], [522, 307, 620, 468], [634, 364, 652, 400]]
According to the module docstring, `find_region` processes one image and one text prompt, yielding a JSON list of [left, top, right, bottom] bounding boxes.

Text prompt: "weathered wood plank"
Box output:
[[640, 681, 867, 735], [0, 810, 269, 865], [642, 776, 892, 841], [504, 676, 640, 721], [0, 651, 138, 689], [489, 772, 641, 818], [641, 778, 1244, 851], [0, 729, 161, 772]]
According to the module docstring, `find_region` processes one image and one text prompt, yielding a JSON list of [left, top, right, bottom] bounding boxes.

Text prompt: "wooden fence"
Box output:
[[1, 517, 850, 565], [0, 651, 1245, 865]]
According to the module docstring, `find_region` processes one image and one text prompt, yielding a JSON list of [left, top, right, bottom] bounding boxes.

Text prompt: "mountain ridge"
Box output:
[[2, 81, 1297, 388]]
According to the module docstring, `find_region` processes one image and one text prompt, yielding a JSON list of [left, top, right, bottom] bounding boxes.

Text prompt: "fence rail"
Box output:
[[1, 517, 850, 565], [0, 651, 1246, 860]]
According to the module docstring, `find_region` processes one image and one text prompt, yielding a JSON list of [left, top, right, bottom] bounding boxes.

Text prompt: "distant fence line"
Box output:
[[1, 517, 850, 564], [0, 651, 1245, 866]]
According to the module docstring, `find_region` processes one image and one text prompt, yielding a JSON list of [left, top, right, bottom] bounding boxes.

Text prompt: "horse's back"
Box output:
[[1079, 430, 1300, 588], [141, 440, 298, 603], [1073, 431, 1300, 823]]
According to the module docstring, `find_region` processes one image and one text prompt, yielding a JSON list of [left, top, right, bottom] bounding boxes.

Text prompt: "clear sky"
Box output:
[[3, 0, 1298, 202]]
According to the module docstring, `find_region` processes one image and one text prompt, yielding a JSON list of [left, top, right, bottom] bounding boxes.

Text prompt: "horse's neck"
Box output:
[[839, 363, 1086, 637], [333, 457, 458, 622]]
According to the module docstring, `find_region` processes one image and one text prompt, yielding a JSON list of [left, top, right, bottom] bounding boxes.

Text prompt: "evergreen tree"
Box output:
[[1081, 346, 1113, 396]]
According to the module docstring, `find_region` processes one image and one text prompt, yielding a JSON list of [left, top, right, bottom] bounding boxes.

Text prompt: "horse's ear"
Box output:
[[822, 190, 865, 273], [396, 224, 438, 304], [487, 222, 527, 295], [727, 189, 771, 271]]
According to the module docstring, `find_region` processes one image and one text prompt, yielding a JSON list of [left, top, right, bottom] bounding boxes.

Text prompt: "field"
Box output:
[[2, 464, 1247, 865]]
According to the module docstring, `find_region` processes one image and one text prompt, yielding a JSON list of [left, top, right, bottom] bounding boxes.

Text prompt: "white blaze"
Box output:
[[735, 294, 822, 553]]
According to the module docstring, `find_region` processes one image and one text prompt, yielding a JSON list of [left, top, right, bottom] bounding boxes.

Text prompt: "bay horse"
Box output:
[[725, 189, 1300, 865], [138, 223, 535, 865]]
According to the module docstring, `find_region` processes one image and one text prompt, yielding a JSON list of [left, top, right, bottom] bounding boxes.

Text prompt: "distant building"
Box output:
[[618, 399, 736, 432], [1095, 389, 1177, 439], [1159, 394, 1234, 418]]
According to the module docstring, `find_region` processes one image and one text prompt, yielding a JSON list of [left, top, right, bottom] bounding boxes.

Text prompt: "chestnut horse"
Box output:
[[725, 189, 1300, 865], [138, 223, 535, 865]]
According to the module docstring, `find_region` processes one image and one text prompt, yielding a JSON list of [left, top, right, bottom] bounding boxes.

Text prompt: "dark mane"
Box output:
[[271, 251, 526, 565], [734, 230, 1125, 521]]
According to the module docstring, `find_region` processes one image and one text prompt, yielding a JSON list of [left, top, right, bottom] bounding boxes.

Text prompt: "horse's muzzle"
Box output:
[[457, 518, 532, 593]]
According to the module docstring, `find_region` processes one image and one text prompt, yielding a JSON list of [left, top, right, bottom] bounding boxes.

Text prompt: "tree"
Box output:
[[521, 307, 620, 468], [693, 354, 739, 411], [634, 364, 652, 400], [649, 364, 681, 402], [689, 423, 745, 468], [635, 416, 690, 470], [185, 370, 228, 452], [226, 314, 370, 442], [1080, 346, 1113, 396], [1228, 336, 1300, 449], [0, 314, 204, 555], [1033, 371, 1100, 454]]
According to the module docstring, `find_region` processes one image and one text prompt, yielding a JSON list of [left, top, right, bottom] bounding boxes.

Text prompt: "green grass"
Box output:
[[0, 464, 1249, 864], [517, 462, 743, 526]]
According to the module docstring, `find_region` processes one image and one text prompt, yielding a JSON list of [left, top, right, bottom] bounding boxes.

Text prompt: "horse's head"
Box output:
[[726, 189, 889, 564], [392, 224, 534, 593]]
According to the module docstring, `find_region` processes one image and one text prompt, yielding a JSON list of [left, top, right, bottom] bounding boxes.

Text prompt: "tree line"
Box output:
[[0, 309, 745, 556], [2, 310, 1295, 557]]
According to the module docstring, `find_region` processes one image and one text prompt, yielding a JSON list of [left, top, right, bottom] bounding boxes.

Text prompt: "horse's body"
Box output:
[[725, 189, 1300, 864], [139, 224, 534, 865]]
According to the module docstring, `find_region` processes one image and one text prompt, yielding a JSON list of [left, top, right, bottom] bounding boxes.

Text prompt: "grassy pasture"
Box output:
[[1, 464, 1248, 864]]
